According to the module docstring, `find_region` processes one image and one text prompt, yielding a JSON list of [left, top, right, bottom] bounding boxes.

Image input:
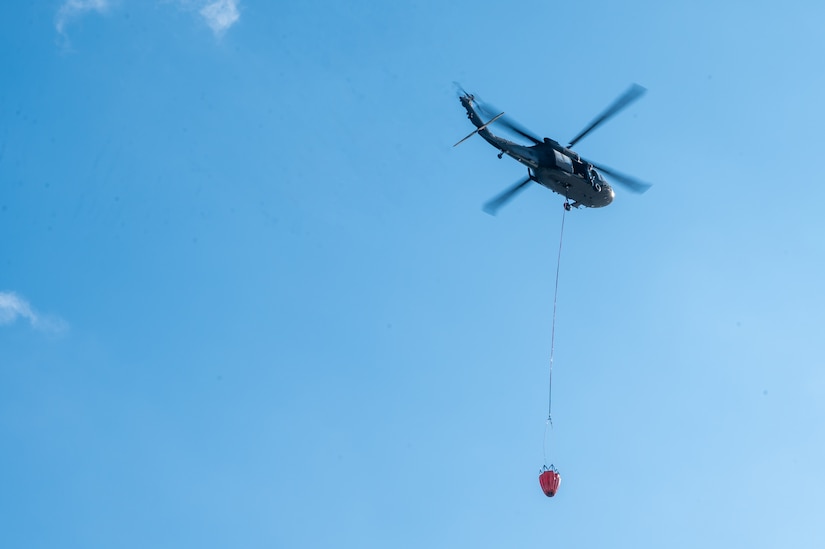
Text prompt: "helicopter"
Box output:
[[454, 84, 652, 213]]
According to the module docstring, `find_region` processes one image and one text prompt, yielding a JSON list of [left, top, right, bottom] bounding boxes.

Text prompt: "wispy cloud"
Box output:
[[199, 0, 240, 36], [54, 1, 240, 42], [0, 292, 68, 334], [55, 0, 110, 36]]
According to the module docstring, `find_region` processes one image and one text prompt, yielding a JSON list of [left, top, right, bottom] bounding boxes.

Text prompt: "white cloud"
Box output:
[[0, 292, 36, 325], [55, 0, 110, 35], [54, 1, 240, 41], [199, 0, 240, 36], [0, 292, 68, 334]]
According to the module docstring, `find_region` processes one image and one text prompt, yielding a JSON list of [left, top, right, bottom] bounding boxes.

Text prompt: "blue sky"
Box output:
[[2, 1, 825, 547]]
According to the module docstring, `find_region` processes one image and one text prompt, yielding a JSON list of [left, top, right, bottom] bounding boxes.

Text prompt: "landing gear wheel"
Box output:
[[497, 152, 504, 159], [563, 202, 571, 212]]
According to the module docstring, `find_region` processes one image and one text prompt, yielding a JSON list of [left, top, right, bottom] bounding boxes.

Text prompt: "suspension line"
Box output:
[[543, 203, 567, 465]]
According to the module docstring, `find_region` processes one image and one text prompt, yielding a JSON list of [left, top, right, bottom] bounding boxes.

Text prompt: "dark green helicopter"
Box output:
[[455, 84, 652, 213]]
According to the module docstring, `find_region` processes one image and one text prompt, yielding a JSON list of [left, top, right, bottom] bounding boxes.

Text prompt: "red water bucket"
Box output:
[[539, 468, 561, 497]]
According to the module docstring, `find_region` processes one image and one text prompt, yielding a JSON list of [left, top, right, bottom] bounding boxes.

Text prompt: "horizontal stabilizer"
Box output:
[[453, 112, 504, 147]]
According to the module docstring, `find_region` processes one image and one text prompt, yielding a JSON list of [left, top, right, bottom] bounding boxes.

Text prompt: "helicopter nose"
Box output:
[[599, 186, 615, 207]]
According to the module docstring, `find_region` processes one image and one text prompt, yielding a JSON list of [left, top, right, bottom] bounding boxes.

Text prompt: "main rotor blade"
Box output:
[[494, 115, 543, 145], [483, 174, 534, 215], [475, 102, 542, 145], [585, 159, 652, 194], [567, 84, 646, 148]]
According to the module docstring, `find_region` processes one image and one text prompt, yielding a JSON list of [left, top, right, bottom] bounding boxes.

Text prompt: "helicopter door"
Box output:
[[553, 150, 574, 174]]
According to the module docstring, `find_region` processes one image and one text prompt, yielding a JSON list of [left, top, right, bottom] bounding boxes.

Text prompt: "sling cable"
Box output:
[[539, 203, 567, 498]]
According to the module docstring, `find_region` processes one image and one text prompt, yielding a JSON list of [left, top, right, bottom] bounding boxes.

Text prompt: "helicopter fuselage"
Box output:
[[459, 95, 614, 208]]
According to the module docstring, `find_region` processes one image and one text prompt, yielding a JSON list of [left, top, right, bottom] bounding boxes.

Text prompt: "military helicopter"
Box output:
[[454, 84, 652, 213]]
